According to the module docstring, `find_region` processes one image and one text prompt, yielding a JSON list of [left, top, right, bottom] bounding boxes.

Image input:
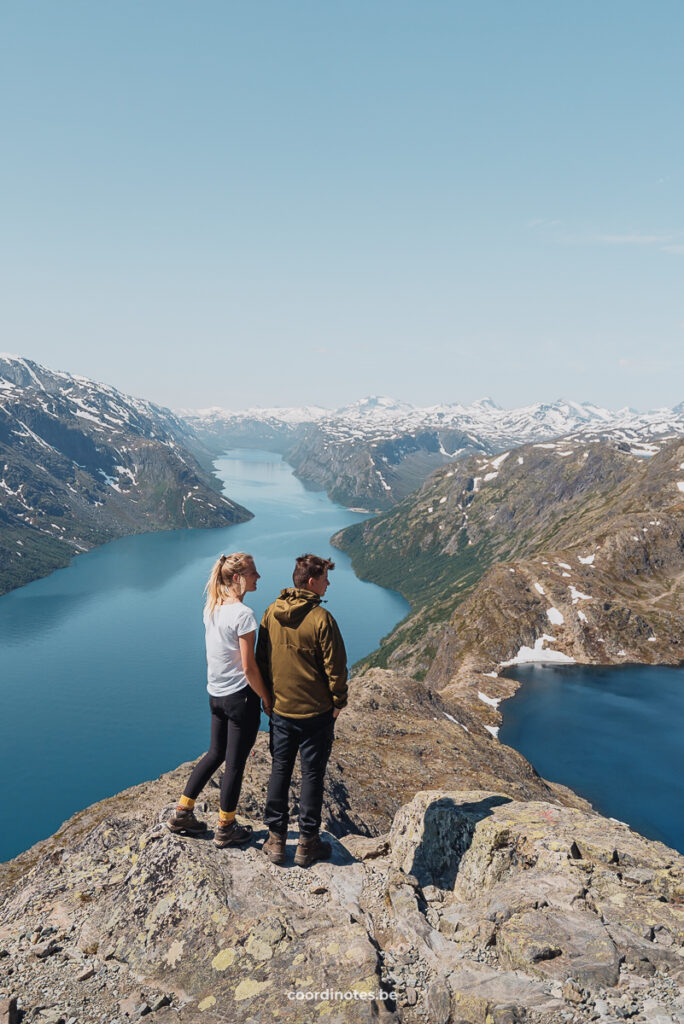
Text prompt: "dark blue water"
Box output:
[[0, 450, 409, 862], [500, 663, 684, 854]]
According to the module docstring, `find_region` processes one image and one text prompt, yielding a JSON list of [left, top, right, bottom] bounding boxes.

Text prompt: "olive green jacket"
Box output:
[[256, 588, 348, 719]]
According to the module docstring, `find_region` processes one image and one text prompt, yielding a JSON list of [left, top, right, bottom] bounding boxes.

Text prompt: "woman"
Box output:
[[167, 552, 272, 847]]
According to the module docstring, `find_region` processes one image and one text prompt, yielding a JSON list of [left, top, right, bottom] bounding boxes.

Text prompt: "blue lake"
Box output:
[[500, 663, 684, 855], [0, 450, 409, 863]]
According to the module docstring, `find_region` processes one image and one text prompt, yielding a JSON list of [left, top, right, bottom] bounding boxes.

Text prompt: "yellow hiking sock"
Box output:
[[178, 795, 195, 810], [218, 810, 236, 826]]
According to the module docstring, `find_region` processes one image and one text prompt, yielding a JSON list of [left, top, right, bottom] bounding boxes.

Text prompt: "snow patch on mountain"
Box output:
[[184, 394, 684, 462]]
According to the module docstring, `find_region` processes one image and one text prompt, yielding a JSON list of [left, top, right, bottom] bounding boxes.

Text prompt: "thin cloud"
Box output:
[[591, 234, 672, 245], [619, 357, 684, 373], [553, 228, 684, 255], [531, 217, 684, 250], [527, 218, 562, 228]]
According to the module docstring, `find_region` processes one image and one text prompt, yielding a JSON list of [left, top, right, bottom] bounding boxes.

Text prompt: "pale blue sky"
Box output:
[[1, 1, 682, 410]]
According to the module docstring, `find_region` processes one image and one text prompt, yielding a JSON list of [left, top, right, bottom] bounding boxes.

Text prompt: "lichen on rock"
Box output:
[[1, 772, 682, 1023]]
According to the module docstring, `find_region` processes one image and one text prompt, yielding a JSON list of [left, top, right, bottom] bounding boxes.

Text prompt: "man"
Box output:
[[256, 553, 348, 867]]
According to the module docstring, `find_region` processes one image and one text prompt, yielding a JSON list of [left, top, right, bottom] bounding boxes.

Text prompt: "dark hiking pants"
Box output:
[[183, 686, 261, 812], [264, 710, 334, 837]]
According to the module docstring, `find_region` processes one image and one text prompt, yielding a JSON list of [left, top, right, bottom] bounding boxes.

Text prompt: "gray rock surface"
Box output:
[[1, 781, 682, 1023]]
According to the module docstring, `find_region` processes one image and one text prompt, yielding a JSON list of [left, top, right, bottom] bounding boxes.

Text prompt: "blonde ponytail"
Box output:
[[204, 552, 253, 615]]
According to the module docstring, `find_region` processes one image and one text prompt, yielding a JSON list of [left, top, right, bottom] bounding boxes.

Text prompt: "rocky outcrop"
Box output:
[[2, 670, 683, 1022], [386, 791, 684, 1021], [1, 762, 682, 1023]]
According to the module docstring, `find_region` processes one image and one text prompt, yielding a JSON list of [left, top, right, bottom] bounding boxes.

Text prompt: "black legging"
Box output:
[[183, 686, 261, 812]]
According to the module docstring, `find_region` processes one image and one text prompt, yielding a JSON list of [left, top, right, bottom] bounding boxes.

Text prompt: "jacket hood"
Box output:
[[272, 588, 322, 626]]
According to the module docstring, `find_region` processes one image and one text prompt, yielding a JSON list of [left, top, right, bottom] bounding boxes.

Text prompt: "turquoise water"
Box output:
[[499, 663, 684, 855], [0, 450, 409, 862]]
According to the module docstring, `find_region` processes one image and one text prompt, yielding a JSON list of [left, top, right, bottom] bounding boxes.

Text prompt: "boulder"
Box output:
[[497, 906, 620, 986]]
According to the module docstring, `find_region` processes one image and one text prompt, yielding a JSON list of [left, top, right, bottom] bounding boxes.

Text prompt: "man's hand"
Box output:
[[262, 699, 273, 717], [332, 707, 342, 720]]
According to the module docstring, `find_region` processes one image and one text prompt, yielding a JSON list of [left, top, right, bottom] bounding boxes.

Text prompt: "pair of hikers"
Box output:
[[167, 551, 347, 868]]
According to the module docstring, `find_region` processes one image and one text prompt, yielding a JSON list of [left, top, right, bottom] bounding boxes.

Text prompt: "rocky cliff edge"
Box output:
[[1, 670, 682, 1024]]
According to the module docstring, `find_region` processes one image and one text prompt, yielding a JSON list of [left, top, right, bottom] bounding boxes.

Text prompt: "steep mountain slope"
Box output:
[[333, 436, 684, 682], [185, 396, 684, 509], [0, 356, 251, 595]]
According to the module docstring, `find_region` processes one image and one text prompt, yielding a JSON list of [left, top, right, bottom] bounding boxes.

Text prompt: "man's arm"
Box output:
[[318, 613, 348, 712], [255, 611, 273, 693]]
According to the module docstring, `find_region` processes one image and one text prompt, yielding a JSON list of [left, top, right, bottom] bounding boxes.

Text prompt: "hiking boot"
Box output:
[[294, 832, 332, 868], [262, 830, 287, 865], [214, 820, 253, 848], [167, 806, 207, 835]]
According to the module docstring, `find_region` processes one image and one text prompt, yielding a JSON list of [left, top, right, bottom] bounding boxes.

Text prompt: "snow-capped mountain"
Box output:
[[568, 407, 684, 457], [184, 395, 684, 509], [182, 404, 329, 426], [0, 355, 250, 595], [177, 403, 329, 454], [184, 394, 631, 448], [0, 353, 201, 447]]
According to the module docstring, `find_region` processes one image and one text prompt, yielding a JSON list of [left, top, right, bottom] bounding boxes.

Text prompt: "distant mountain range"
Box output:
[[184, 395, 684, 508], [0, 355, 250, 595]]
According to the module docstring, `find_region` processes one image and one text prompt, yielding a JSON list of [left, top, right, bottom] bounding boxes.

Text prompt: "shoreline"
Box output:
[[492, 661, 684, 854]]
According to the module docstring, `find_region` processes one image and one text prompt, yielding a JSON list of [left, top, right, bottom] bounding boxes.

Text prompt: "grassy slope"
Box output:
[[334, 438, 684, 674]]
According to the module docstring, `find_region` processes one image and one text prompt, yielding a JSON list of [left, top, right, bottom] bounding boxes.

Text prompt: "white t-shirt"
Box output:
[[204, 602, 258, 697]]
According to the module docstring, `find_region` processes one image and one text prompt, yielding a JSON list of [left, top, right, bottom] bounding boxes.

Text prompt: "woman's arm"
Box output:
[[239, 632, 272, 715]]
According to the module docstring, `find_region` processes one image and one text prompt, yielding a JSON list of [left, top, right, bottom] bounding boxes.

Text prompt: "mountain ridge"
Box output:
[[0, 356, 251, 595], [332, 435, 684, 686]]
